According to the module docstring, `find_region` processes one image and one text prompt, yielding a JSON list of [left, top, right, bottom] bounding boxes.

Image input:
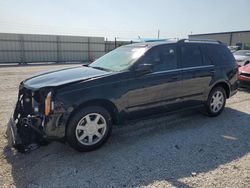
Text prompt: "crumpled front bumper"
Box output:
[[6, 118, 20, 148], [6, 84, 71, 152], [6, 105, 69, 153], [6, 117, 45, 153]]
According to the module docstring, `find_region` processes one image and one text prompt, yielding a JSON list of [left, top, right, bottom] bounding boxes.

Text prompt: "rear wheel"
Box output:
[[66, 106, 112, 152], [205, 87, 226, 116]]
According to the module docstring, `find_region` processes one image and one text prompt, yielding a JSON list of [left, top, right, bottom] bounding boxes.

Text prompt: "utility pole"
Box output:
[[115, 37, 117, 48], [157, 29, 160, 39]]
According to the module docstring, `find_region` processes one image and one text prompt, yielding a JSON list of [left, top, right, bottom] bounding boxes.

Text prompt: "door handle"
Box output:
[[210, 70, 215, 75], [210, 70, 215, 73]]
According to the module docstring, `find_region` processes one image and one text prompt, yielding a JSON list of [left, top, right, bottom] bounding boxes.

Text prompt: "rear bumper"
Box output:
[[229, 80, 239, 97], [238, 75, 250, 82], [238, 74, 250, 87], [238, 76, 250, 82]]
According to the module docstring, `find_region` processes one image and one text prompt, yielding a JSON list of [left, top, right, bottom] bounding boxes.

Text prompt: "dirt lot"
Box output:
[[0, 64, 250, 188]]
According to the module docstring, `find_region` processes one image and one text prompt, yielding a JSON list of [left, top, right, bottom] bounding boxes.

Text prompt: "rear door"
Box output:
[[180, 43, 215, 104]]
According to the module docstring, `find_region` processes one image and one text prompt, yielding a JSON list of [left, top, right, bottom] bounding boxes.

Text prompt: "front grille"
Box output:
[[240, 72, 250, 77]]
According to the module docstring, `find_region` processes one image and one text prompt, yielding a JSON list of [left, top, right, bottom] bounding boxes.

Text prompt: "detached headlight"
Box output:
[[45, 92, 54, 116]]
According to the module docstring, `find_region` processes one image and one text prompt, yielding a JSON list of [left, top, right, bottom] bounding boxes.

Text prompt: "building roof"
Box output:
[[189, 30, 250, 37]]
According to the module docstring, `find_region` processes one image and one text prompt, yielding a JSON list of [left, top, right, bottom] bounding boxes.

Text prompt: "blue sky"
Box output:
[[0, 0, 249, 40]]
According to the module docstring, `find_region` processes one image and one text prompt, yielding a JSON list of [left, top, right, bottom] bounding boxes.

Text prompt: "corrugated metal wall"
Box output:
[[189, 31, 250, 49], [0, 33, 22, 63], [0, 33, 106, 64], [105, 40, 132, 53]]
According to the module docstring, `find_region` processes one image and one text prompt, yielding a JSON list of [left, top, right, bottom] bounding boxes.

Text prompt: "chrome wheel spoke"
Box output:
[[97, 123, 106, 129], [85, 115, 91, 124], [77, 126, 86, 131], [88, 135, 93, 144], [79, 133, 88, 140], [95, 131, 102, 138], [94, 114, 101, 124]]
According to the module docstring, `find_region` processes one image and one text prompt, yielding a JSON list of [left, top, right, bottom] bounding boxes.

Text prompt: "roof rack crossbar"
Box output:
[[179, 38, 222, 44]]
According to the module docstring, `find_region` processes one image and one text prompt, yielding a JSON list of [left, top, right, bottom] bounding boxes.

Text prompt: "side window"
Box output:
[[205, 44, 235, 65], [201, 46, 213, 65], [144, 45, 177, 72], [181, 45, 203, 68], [202, 54, 213, 65]]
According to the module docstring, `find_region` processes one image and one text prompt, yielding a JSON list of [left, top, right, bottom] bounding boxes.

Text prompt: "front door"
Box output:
[[125, 44, 182, 119]]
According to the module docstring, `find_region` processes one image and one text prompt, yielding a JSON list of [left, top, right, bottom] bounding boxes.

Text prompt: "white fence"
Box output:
[[0, 33, 106, 64]]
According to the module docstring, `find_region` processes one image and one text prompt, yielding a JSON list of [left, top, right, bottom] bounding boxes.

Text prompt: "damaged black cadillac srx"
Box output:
[[6, 39, 238, 152]]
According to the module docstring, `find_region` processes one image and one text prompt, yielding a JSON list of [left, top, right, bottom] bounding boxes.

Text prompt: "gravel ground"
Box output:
[[0, 64, 250, 188]]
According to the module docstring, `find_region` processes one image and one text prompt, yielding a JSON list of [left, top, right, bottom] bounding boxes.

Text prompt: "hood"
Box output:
[[234, 55, 248, 61], [23, 66, 112, 90], [239, 64, 250, 73]]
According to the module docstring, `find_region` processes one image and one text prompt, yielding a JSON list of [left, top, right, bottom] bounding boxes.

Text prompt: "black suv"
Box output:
[[7, 39, 238, 152]]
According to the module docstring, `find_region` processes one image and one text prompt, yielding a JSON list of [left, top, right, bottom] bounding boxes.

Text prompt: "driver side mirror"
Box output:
[[136, 64, 153, 75]]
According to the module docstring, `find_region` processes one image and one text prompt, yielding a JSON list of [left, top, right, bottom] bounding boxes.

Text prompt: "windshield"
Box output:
[[234, 50, 250, 56], [89, 46, 147, 72]]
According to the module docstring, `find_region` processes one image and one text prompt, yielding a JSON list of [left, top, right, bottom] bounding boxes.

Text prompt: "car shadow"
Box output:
[[3, 107, 250, 188]]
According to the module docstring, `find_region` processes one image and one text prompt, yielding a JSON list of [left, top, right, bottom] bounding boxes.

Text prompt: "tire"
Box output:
[[66, 106, 112, 152], [205, 87, 226, 117]]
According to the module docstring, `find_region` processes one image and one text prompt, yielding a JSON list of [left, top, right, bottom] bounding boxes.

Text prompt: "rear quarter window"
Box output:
[[205, 44, 235, 66]]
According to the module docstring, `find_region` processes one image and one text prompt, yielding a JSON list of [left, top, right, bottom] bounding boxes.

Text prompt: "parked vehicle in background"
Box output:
[[228, 46, 240, 53], [238, 64, 250, 87], [233, 50, 250, 66], [6, 38, 238, 152]]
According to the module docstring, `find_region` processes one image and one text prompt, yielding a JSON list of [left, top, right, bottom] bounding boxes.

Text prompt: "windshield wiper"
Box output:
[[90, 66, 113, 72]]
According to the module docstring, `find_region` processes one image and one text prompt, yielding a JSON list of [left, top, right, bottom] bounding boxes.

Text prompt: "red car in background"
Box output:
[[238, 64, 250, 87]]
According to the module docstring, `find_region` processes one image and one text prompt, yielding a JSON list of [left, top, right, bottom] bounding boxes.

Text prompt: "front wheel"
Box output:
[[205, 87, 226, 117], [66, 106, 112, 152]]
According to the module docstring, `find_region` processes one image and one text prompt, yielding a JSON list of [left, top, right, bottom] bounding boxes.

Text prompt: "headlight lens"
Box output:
[[45, 92, 52, 116]]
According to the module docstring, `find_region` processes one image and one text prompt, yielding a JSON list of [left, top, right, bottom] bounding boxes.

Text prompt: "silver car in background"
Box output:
[[233, 50, 250, 66]]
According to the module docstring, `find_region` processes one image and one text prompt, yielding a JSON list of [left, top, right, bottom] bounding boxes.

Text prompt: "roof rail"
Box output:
[[140, 38, 179, 43], [142, 38, 168, 42], [179, 38, 222, 44]]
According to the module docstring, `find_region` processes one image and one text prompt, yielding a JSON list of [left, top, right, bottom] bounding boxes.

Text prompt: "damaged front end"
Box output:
[[6, 83, 55, 153]]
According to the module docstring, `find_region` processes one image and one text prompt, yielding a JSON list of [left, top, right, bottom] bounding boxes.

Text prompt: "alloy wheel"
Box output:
[[75, 113, 107, 146], [210, 90, 225, 113]]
